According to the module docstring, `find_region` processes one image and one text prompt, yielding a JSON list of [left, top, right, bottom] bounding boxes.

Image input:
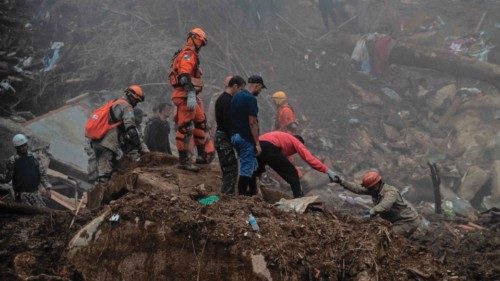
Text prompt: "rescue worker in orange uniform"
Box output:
[[168, 28, 208, 171], [272, 91, 298, 134]]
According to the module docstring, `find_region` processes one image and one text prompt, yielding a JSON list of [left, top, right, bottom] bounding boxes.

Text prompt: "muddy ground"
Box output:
[[1, 0, 500, 280], [1, 155, 499, 280]]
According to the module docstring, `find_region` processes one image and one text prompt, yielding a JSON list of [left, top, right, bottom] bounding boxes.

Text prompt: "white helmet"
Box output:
[[12, 134, 28, 147]]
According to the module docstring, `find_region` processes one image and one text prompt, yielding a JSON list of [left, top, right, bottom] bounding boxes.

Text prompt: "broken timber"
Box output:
[[329, 34, 500, 90]]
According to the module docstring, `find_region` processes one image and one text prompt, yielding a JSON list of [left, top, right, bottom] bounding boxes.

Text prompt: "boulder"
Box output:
[[457, 166, 490, 201], [429, 84, 456, 110], [491, 160, 500, 199]]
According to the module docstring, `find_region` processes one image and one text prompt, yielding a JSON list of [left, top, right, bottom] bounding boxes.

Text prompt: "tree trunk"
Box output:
[[330, 34, 500, 90]]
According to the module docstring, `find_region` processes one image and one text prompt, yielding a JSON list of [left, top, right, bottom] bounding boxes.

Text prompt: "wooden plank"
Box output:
[[50, 190, 76, 212]]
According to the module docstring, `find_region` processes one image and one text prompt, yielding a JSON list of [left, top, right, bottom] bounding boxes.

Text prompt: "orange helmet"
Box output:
[[126, 85, 145, 102], [361, 171, 382, 189], [189, 27, 207, 46]]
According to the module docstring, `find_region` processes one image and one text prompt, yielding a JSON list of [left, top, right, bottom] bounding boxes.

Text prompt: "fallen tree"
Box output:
[[329, 33, 500, 90]]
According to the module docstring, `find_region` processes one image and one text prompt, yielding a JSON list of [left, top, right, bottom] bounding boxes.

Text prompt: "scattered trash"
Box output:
[[421, 217, 430, 229], [247, 214, 260, 232], [43, 42, 64, 71], [109, 213, 120, 222], [13, 56, 33, 73], [451, 197, 478, 221], [0, 79, 16, 94], [348, 117, 360, 125], [447, 33, 494, 62], [197, 195, 219, 206], [381, 87, 402, 103], [419, 16, 445, 31], [347, 103, 360, 110], [442, 200, 455, 219]]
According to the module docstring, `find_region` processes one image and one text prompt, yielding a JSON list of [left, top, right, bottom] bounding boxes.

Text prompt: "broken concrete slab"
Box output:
[[274, 195, 320, 213]]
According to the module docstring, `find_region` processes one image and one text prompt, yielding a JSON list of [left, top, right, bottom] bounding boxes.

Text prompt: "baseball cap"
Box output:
[[248, 75, 267, 89]]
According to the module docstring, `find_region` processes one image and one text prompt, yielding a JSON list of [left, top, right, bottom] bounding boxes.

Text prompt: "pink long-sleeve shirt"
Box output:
[[259, 131, 328, 173]]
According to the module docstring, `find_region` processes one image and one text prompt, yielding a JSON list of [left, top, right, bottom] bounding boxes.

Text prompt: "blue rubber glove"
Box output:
[[186, 91, 196, 111], [327, 169, 340, 183]]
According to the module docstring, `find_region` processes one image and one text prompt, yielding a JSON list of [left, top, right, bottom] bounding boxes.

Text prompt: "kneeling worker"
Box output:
[[331, 171, 420, 237], [255, 131, 337, 198]]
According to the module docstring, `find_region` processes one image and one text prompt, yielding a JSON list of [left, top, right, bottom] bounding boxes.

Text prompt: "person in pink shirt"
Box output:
[[256, 131, 338, 198]]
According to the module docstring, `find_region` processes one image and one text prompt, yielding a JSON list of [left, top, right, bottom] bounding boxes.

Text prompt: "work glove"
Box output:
[[327, 169, 341, 183], [186, 91, 197, 111], [126, 127, 141, 148]]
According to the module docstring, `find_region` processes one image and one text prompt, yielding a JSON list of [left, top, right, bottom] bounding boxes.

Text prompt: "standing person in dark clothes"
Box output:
[[231, 75, 266, 196], [144, 102, 173, 155], [317, 0, 345, 31], [215, 75, 246, 195]]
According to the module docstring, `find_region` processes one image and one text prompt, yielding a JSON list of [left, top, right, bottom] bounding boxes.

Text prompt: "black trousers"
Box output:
[[256, 141, 302, 198]]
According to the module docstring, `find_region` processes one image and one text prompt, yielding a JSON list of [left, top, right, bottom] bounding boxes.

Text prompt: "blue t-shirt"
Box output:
[[230, 89, 258, 143]]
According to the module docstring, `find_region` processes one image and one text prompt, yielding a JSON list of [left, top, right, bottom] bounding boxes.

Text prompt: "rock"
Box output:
[[449, 113, 495, 155], [482, 195, 500, 210], [491, 161, 500, 199], [457, 166, 490, 201], [382, 122, 401, 141], [429, 84, 456, 110], [251, 254, 273, 281]]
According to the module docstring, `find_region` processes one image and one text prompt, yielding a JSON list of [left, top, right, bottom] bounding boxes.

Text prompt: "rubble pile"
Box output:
[[2, 154, 446, 280], [1, 155, 499, 280], [1, 0, 500, 280]]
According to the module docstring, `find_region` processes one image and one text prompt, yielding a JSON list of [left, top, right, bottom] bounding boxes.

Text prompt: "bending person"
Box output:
[[255, 131, 337, 198], [331, 171, 420, 237]]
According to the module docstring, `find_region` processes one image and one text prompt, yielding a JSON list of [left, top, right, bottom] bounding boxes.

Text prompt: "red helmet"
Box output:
[[126, 85, 144, 102], [189, 27, 207, 46], [361, 171, 382, 189]]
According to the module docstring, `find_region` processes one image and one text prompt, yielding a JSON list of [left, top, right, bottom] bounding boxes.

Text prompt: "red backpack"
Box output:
[[84, 99, 125, 140]]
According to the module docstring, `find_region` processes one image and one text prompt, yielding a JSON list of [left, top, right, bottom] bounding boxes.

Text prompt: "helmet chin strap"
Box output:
[[189, 35, 201, 52]]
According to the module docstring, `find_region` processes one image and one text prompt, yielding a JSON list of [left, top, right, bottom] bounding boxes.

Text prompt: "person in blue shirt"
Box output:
[[230, 75, 266, 196]]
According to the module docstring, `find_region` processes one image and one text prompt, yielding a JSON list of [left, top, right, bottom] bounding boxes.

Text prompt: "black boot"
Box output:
[[195, 145, 209, 164], [178, 151, 200, 172], [238, 176, 250, 196]]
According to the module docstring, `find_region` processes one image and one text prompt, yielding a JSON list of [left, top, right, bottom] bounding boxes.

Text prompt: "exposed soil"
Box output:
[[1, 155, 499, 280]]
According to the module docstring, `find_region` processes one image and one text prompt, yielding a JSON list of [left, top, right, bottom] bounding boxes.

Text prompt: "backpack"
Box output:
[[84, 99, 124, 140], [168, 48, 203, 91]]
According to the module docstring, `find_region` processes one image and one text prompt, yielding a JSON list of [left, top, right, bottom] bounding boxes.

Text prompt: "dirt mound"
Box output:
[[67, 156, 446, 280], [1, 155, 500, 280]]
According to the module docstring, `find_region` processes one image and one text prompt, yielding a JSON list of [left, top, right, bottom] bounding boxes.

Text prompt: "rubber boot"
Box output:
[[195, 145, 209, 164], [178, 151, 200, 172]]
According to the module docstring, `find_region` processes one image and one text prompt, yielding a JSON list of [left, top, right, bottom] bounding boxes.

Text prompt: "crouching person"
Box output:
[[0, 134, 51, 207], [331, 171, 420, 237]]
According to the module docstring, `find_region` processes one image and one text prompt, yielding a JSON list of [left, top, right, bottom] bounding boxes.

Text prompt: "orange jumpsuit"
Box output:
[[275, 102, 297, 133], [169, 46, 207, 153], [274, 102, 302, 176]]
